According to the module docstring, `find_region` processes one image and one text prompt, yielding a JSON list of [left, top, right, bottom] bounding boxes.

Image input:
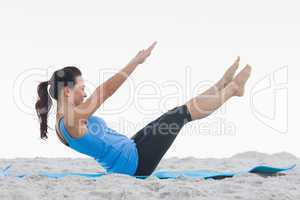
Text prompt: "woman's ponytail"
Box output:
[[35, 66, 82, 140], [35, 80, 53, 140]]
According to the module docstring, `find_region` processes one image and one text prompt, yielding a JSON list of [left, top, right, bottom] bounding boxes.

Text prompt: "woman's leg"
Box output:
[[132, 104, 192, 176], [201, 56, 240, 96], [185, 64, 251, 121], [132, 62, 252, 176]]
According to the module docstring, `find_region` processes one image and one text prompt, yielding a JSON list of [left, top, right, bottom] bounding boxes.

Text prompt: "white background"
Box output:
[[0, 0, 299, 158]]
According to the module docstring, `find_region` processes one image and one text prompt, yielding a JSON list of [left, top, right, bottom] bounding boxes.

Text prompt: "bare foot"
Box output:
[[232, 64, 252, 96], [217, 56, 240, 89]]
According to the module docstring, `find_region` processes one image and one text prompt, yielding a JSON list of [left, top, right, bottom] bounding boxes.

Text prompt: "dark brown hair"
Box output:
[[35, 66, 82, 140]]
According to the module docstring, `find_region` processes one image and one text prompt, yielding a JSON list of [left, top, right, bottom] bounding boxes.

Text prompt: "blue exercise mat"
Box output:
[[0, 164, 11, 177], [38, 172, 106, 179], [152, 164, 296, 179], [1, 164, 296, 180], [248, 165, 296, 174], [152, 170, 235, 179]]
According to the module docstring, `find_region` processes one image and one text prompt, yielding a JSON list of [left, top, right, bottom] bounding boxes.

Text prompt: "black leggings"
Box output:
[[131, 104, 192, 176]]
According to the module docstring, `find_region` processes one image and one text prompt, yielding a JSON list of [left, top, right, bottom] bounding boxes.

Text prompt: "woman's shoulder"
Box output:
[[88, 115, 107, 125], [56, 114, 89, 139], [55, 115, 69, 146]]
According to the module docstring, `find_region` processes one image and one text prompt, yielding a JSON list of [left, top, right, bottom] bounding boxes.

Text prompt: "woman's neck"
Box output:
[[57, 95, 76, 119], [56, 100, 70, 117]]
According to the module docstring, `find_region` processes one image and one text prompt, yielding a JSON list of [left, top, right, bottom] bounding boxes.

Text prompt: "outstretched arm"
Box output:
[[100, 41, 157, 100], [74, 41, 157, 120]]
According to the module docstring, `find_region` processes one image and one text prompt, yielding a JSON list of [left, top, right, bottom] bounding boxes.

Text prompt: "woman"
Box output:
[[35, 41, 251, 176]]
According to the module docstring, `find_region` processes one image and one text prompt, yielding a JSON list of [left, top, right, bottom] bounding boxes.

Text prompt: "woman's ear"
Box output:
[[63, 86, 71, 97]]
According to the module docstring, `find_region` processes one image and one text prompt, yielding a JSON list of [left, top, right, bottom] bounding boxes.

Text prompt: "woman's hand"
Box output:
[[130, 41, 157, 65]]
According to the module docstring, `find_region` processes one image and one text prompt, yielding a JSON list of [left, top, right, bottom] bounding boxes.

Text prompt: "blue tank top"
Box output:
[[58, 115, 138, 176]]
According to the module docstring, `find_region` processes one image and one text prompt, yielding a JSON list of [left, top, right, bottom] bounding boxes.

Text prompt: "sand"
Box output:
[[0, 151, 299, 200]]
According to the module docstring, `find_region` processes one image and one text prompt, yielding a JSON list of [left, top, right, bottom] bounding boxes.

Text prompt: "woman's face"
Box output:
[[69, 76, 87, 106]]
